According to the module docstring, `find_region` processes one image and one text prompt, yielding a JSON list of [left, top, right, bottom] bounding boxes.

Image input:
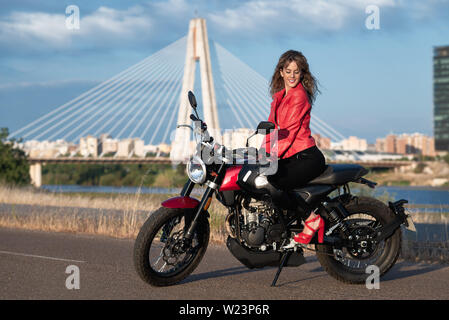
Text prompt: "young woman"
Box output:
[[264, 50, 327, 244]]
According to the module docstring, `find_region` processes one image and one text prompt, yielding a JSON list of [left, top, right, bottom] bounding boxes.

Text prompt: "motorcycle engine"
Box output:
[[240, 199, 282, 249]]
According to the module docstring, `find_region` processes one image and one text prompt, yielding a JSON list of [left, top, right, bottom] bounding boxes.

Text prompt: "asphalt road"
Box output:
[[0, 227, 448, 300]]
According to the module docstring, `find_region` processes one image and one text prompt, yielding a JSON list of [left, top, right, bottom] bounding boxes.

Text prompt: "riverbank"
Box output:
[[367, 161, 449, 187], [0, 185, 448, 263]]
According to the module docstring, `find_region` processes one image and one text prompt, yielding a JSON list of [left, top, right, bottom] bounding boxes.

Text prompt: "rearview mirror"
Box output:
[[245, 121, 275, 147], [188, 91, 197, 109], [256, 121, 275, 133]]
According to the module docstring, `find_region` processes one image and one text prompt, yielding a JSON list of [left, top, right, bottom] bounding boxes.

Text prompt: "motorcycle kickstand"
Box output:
[[271, 251, 292, 287]]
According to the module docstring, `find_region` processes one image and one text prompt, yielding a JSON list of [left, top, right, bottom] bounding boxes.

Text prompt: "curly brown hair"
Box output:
[[269, 50, 320, 104]]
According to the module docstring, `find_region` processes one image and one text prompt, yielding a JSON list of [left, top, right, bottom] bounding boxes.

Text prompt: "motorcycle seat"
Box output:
[[307, 164, 368, 185]]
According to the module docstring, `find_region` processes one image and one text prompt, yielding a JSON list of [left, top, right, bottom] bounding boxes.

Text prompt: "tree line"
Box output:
[[0, 128, 30, 185], [1, 127, 188, 187], [42, 163, 187, 188]]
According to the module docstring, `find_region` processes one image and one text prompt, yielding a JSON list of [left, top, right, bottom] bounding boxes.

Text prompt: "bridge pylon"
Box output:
[[170, 18, 220, 163]]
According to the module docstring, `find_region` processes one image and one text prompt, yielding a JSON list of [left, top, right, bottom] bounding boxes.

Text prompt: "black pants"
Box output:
[[268, 146, 326, 190], [267, 146, 326, 217]]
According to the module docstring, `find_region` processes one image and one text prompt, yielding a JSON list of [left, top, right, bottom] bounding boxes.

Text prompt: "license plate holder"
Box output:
[[405, 215, 416, 232]]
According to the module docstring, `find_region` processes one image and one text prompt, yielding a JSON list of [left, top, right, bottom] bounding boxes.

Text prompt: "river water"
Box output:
[[375, 186, 449, 206]]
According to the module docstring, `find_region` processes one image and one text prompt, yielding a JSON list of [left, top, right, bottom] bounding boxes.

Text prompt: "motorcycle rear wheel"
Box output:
[[133, 207, 210, 287], [316, 196, 401, 284]]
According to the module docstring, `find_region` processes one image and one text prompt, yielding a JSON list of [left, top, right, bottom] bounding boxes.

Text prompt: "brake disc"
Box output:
[[347, 225, 378, 259], [162, 231, 186, 266]]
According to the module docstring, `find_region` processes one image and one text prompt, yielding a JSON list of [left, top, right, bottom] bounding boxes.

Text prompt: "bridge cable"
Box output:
[[111, 60, 184, 140], [140, 65, 184, 142], [34, 48, 173, 141], [12, 37, 186, 140], [47, 40, 186, 142]]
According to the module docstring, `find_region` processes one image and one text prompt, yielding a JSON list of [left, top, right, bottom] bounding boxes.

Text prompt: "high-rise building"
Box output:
[[116, 139, 133, 157], [385, 134, 397, 154], [133, 138, 145, 157], [434, 45, 449, 151], [341, 136, 368, 151], [80, 135, 98, 157], [101, 138, 118, 156]]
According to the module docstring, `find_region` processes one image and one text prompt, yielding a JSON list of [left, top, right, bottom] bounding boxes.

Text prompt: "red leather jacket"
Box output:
[[264, 83, 316, 159]]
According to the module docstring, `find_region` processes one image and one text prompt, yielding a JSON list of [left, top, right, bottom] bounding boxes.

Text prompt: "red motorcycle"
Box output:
[[134, 91, 415, 287]]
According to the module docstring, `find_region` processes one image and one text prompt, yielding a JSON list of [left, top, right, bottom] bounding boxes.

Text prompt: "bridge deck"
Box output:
[[28, 157, 173, 164], [28, 157, 412, 168]]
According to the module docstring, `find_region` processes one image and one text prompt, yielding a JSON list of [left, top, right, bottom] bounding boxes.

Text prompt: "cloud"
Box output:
[[207, 0, 389, 34], [80, 6, 152, 38], [206, 0, 449, 37], [2, 0, 448, 53], [0, 5, 153, 50], [0, 11, 70, 47]]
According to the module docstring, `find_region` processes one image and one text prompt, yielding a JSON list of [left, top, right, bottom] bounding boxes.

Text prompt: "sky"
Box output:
[[0, 0, 448, 144]]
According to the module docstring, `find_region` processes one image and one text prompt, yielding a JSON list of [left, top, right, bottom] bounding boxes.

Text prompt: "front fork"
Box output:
[[183, 162, 226, 241]]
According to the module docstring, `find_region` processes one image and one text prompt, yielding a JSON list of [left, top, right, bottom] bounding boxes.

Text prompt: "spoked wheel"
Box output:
[[134, 207, 210, 286], [316, 196, 401, 284]]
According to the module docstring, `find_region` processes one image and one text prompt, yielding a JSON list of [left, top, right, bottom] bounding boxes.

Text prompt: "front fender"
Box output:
[[161, 196, 200, 209]]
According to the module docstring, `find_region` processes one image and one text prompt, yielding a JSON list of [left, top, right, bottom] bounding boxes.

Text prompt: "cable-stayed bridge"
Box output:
[[9, 18, 408, 186]]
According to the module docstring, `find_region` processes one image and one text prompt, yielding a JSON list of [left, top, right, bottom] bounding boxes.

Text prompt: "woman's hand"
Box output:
[[257, 147, 271, 163]]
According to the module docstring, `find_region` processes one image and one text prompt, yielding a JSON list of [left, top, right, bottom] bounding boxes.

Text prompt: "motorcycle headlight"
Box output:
[[187, 156, 207, 184]]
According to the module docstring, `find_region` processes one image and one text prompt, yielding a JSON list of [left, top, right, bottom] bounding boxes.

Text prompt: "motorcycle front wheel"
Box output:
[[133, 207, 210, 287], [316, 196, 401, 284]]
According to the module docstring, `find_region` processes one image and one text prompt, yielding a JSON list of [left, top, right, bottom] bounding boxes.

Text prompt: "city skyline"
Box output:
[[20, 129, 436, 159]]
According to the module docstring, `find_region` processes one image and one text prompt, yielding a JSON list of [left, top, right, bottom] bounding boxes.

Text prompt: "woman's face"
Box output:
[[280, 61, 301, 92]]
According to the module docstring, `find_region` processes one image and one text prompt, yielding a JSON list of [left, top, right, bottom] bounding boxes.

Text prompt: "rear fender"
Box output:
[[373, 199, 410, 242]]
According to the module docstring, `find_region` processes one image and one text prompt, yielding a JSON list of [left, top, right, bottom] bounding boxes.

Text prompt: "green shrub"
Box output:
[[0, 128, 30, 185]]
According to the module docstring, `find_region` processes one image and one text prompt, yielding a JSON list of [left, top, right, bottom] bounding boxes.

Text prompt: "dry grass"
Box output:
[[0, 184, 158, 239], [0, 185, 228, 243], [1, 185, 449, 263], [0, 185, 162, 212], [1, 206, 144, 239]]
